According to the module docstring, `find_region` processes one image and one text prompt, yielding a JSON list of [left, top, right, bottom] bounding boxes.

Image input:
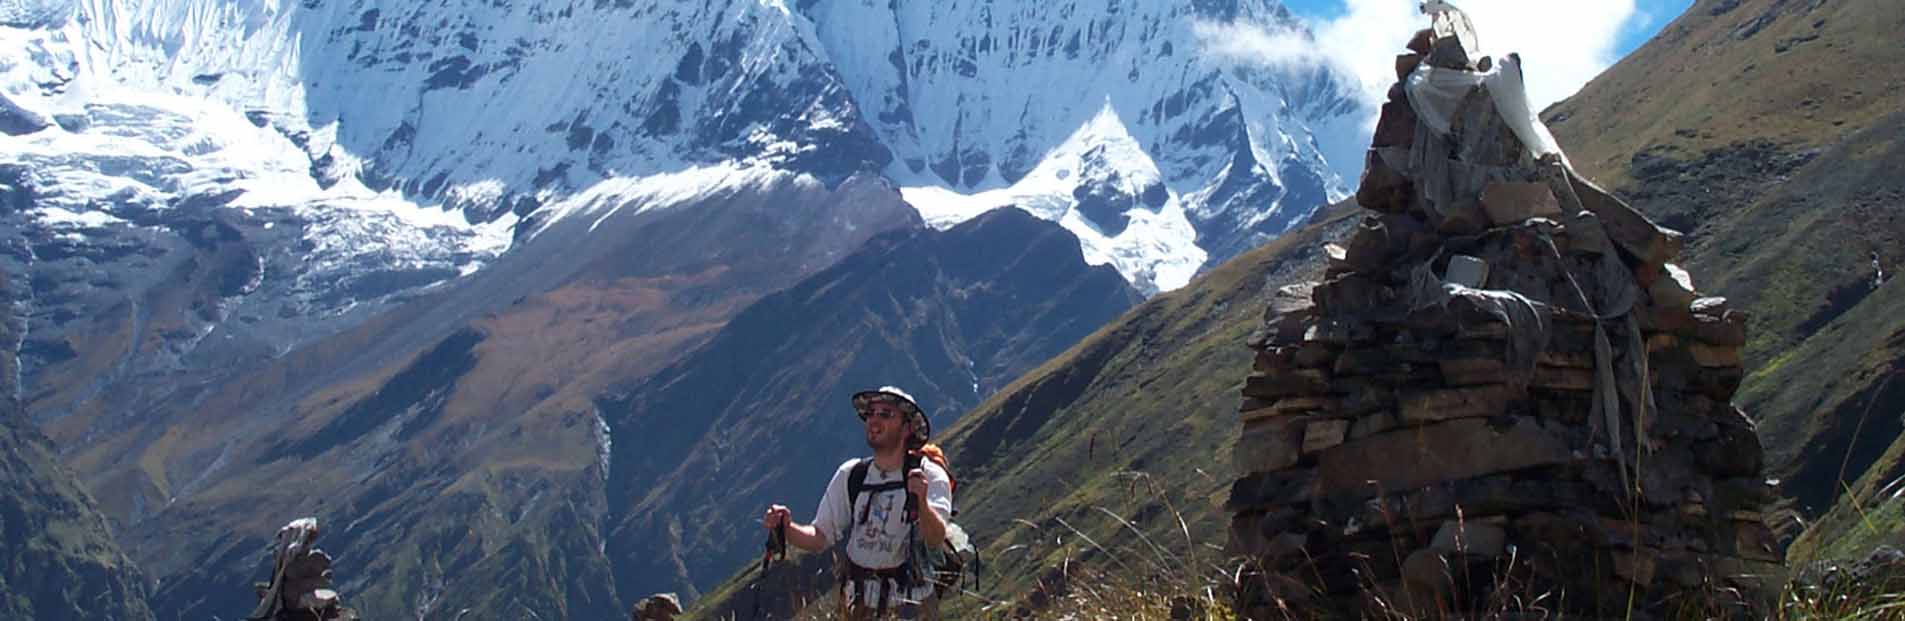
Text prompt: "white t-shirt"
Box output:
[[812, 457, 953, 604]]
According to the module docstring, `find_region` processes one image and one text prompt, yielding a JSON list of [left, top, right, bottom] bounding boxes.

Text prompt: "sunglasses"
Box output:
[[860, 408, 904, 421]]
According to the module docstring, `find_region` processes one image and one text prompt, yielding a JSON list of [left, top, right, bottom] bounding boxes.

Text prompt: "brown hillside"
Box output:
[[1546, 0, 1905, 559]]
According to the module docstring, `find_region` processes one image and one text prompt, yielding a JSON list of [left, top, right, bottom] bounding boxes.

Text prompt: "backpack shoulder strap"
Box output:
[[845, 458, 872, 523]]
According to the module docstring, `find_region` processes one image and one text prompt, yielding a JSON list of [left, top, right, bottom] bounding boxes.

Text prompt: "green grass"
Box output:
[[710, 463, 1905, 621], [926, 204, 1358, 615], [1544, 0, 1905, 562]]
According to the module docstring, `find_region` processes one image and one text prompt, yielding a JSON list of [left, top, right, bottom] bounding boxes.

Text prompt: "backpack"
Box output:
[[841, 444, 979, 600]]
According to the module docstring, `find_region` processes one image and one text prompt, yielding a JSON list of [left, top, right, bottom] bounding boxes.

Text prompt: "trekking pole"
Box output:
[[751, 521, 788, 619], [763, 521, 787, 570]]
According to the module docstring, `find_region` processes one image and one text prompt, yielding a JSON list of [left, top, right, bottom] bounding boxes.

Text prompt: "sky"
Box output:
[[1269, 0, 1696, 108]]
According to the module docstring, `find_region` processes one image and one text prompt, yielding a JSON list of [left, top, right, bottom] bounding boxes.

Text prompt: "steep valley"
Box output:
[[5, 0, 1905, 617]]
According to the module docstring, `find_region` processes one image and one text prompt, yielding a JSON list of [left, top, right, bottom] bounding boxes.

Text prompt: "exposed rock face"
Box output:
[[1227, 16, 1779, 619]]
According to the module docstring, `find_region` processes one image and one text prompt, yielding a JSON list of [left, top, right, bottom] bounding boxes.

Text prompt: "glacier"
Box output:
[[2, 0, 1362, 295]]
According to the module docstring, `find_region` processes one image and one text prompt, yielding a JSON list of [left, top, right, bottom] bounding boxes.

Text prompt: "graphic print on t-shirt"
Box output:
[[855, 490, 902, 555]]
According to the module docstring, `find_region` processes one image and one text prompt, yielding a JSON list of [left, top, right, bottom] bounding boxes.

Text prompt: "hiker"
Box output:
[[762, 386, 954, 620]]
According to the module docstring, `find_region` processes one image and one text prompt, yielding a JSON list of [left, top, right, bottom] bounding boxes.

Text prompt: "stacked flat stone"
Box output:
[[1226, 18, 1780, 620]]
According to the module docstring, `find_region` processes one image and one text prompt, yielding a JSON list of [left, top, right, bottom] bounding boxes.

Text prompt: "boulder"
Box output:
[[1317, 417, 1573, 494], [1444, 254, 1489, 288], [1398, 384, 1518, 423], [1242, 368, 1331, 399], [1236, 417, 1310, 473], [1226, 468, 1319, 512], [1480, 181, 1563, 225], [1241, 395, 1339, 423], [1302, 419, 1351, 454], [1567, 169, 1683, 266], [1372, 99, 1418, 148], [1395, 53, 1423, 80], [1356, 148, 1414, 213], [1429, 519, 1506, 557]]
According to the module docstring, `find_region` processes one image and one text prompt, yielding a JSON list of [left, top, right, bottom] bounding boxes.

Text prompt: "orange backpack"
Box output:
[[915, 443, 956, 497]]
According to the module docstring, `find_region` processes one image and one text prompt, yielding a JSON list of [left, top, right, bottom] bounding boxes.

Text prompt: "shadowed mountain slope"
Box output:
[[689, 200, 1360, 618], [68, 173, 920, 621], [1, 269, 156, 621], [601, 206, 1142, 600]]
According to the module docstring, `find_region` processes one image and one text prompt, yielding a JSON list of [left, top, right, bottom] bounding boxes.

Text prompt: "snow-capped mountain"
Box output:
[[4, 0, 1359, 295], [806, 0, 1357, 289], [2, 0, 1367, 616]]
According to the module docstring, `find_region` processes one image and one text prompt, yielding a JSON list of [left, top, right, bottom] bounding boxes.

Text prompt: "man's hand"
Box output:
[[907, 469, 928, 498], [762, 505, 790, 531], [906, 468, 947, 548], [762, 505, 829, 553]]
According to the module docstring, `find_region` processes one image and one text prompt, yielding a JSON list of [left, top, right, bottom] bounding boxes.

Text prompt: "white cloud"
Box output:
[[1200, 0, 1639, 130], [1190, 21, 1329, 70]]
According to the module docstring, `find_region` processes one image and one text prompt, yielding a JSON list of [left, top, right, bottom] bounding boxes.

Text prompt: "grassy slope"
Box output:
[[937, 204, 1354, 608], [689, 202, 1359, 618], [1, 270, 156, 621], [1781, 274, 1905, 560], [1542, 0, 1905, 559], [1543, 0, 1901, 188]]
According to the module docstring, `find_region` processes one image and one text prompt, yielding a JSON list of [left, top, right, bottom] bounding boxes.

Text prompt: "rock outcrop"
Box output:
[[1227, 10, 1779, 619]]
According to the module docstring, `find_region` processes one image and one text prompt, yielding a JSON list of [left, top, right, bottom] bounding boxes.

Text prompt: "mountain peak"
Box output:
[[5, 0, 1357, 296]]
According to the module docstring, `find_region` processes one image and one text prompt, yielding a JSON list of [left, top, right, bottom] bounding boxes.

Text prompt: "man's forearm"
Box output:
[[916, 500, 947, 548], [785, 522, 829, 552]]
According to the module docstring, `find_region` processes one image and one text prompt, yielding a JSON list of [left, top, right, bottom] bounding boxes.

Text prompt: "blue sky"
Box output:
[[1618, 0, 1698, 55], [1199, 0, 1702, 110], [1283, 0, 1697, 65], [1190, 0, 1702, 180]]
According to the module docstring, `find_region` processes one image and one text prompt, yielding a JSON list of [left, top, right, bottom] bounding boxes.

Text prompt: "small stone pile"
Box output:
[[248, 518, 360, 621], [1226, 8, 1780, 619]]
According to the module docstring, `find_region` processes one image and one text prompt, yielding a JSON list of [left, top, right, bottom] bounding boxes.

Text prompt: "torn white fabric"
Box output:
[[1542, 232, 1650, 497], [1403, 59, 1565, 161], [1485, 55, 1566, 160], [1624, 313, 1660, 454], [1665, 263, 1695, 292], [1406, 65, 1488, 136], [1406, 260, 1550, 388]]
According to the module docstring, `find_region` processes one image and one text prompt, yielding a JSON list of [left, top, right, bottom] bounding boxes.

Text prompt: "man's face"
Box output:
[[862, 402, 911, 451]]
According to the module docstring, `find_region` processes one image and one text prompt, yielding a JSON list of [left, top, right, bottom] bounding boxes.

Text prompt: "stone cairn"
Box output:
[[1226, 7, 1780, 619], [248, 518, 360, 621]]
